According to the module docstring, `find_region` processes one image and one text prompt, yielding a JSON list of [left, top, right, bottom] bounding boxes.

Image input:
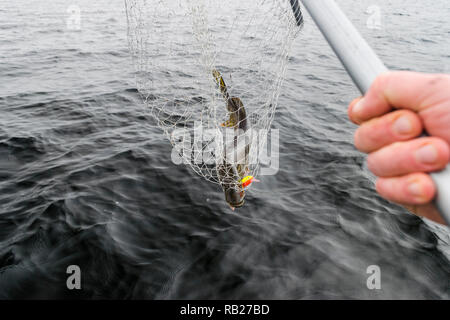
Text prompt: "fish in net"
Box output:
[[125, 0, 303, 208]]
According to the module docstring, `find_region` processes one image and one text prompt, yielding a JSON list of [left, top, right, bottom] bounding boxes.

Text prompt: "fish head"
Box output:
[[225, 187, 245, 209]]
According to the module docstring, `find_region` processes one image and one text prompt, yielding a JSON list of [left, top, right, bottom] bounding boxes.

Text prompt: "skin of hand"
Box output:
[[347, 71, 450, 225]]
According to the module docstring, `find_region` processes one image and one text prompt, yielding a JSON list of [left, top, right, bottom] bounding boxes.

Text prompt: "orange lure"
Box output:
[[241, 175, 255, 188]]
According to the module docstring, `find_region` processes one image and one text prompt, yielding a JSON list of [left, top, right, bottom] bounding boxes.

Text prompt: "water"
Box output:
[[0, 0, 449, 299]]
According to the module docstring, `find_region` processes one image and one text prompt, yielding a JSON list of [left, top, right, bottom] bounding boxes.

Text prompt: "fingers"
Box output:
[[347, 71, 450, 225], [347, 97, 362, 124], [348, 72, 393, 124], [376, 173, 436, 205], [376, 170, 447, 225], [367, 137, 450, 177], [354, 110, 423, 153], [348, 72, 450, 124]]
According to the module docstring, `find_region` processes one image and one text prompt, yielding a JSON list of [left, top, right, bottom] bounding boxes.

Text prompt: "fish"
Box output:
[[212, 69, 252, 210]]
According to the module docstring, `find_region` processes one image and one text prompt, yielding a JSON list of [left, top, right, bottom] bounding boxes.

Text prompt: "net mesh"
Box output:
[[125, 0, 302, 197]]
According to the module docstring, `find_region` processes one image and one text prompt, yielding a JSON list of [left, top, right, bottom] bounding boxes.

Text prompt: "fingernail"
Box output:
[[415, 144, 438, 164], [352, 98, 365, 117], [408, 182, 423, 197], [393, 116, 412, 135]]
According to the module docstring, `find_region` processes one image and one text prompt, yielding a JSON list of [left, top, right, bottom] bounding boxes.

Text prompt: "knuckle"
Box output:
[[370, 71, 392, 95], [427, 74, 450, 87]]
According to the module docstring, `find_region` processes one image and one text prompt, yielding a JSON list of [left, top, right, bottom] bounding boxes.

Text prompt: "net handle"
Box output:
[[298, 0, 450, 225]]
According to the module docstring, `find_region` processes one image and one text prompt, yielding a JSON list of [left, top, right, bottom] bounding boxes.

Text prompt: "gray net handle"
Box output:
[[299, 0, 450, 225]]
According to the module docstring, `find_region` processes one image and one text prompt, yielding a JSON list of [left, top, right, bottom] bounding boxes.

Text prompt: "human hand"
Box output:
[[348, 71, 450, 225]]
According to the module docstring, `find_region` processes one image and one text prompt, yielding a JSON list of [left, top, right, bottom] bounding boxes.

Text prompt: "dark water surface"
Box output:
[[0, 0, 449, 299]]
